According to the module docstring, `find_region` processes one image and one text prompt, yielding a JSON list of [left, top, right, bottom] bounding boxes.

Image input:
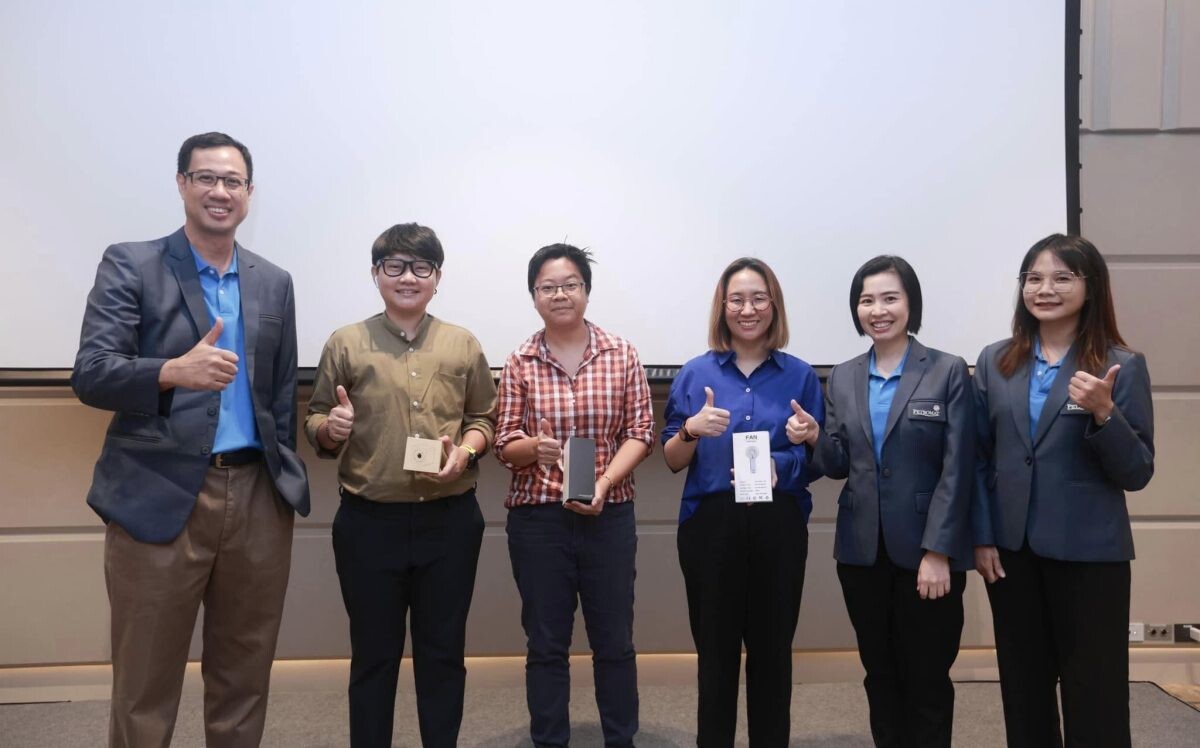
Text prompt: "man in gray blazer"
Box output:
[[72, 132, 310, 747]]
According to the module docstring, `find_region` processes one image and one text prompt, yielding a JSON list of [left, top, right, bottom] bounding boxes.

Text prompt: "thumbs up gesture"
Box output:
[[325, 384, 355, 443], [1068, 364, 1120, 425], [785, 398, 819, 446], [684, 386, 731, 438], [158, 316, 240, 391], [535, 417, 562, 467]]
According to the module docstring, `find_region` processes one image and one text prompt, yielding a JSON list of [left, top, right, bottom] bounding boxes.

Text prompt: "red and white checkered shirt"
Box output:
[[495, 321, 654, 507]]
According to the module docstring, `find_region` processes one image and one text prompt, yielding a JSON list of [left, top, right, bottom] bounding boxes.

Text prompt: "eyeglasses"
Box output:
[[376, 258, 438, 278], [535, 282, 584, 298], [183, 171, 250, 192], [724, 294, 772, 312], [1019, 271, 1085, 292]]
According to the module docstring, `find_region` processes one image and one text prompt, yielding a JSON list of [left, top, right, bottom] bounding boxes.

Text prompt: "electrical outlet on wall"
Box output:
[[1129, 623, 1145, 642], [1145, 623, 1173, 642], [1174, 624, 1200, 644]]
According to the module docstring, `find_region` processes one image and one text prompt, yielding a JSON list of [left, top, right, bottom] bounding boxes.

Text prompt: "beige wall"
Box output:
[[3, 1, 1198, 667]]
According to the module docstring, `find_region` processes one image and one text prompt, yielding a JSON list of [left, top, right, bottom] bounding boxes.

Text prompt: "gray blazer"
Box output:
[[72, 228, 310, 543], [812, 338, 975, 571], [971, 340, 1154, 562]]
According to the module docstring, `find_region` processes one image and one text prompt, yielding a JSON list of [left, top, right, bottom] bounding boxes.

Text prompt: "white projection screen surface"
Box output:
[[0, 1, 1067, 369]]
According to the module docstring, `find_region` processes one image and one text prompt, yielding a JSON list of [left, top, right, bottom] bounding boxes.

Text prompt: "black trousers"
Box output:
[[837, 542, 966, 748], [677, 492, 808, 748], [986, 542, 1131, 748], [332, 489, 485, 748]]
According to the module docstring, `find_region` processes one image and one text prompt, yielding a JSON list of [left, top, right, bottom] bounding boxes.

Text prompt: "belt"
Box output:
[[210, 448, 263, 468]]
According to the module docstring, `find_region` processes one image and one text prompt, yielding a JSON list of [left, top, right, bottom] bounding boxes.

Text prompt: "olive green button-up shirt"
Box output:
[[304, 313, 497, 502]]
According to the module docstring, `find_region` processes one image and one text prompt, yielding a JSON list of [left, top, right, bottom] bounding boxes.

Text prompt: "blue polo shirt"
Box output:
[[1028, 338, 1062, 440], [191, 246, 261, 453], [867, 341, 910, 464]]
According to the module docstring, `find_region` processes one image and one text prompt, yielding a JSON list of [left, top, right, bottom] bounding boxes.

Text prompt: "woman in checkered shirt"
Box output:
[[494, 243, 655, 748]]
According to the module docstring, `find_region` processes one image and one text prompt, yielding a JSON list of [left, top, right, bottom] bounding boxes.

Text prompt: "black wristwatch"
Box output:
[[678, 422, 698, 443]]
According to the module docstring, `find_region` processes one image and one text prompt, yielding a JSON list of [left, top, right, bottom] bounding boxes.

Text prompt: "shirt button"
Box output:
[[408, 348, 414, 353], [412, 401, 419, 407], [418, 496, 425, 502], [745, 387, 751, 393], [744, 415, 751, 421], [411, 371, 418, 377]]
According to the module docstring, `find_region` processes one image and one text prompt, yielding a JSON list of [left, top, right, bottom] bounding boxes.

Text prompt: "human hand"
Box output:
[[785, 399, 819, 446], [434, 435, 469, 483], [324, 385, 355, 443], [1069, 364, 1119, 425], [917, 551, 951, 600], [974, 545, 1006, 584], [536, 418, 562, 467], [565, 473, 609, 516], [686, 386, 730, 438], [159, 317, 238, 391]]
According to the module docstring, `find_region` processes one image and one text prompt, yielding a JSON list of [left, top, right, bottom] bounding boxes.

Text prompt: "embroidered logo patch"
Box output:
[[1061, 401, 1090, 415], [908, 401, 946, 421]]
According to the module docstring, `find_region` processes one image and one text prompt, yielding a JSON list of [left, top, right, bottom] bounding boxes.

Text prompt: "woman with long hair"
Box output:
[[972, 234, 1154, 747]]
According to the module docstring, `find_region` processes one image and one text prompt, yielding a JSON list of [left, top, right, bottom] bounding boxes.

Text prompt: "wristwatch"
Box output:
[[460, 443, 480, 468], [678, 422, 698, 443]]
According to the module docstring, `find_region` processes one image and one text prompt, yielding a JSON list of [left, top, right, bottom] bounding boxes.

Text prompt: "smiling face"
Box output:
[[856, 270, 910, 346], [373, 252, 440, 319], [723, 268, 774, 350], [176, 146, 252, 240], [532, 256, 589, 330], [1022, 249, 1086, 327]]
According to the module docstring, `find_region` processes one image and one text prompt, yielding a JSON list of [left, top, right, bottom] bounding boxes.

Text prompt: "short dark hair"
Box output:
[[527, 244, 595, 296], [371, 223, 445, 266], [848, 255, 923, 336], [177, 132, 254, 182]]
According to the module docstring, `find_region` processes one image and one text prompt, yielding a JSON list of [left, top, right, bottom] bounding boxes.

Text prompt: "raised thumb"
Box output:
[[704, 386, 715, 408], [790, 398, 806, 417], [539, 418, 554, 439], [1103, 364, 1121, 384], [336, 385, 352, 409], [201, 316, 224, 345]]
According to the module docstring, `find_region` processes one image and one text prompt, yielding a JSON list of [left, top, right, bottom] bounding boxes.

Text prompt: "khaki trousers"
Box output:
[[105, 462, 294, 748]]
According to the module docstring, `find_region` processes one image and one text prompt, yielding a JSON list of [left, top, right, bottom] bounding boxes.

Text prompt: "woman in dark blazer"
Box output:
[[788, 255, 974, 748], [972, 234, 1154, 748]]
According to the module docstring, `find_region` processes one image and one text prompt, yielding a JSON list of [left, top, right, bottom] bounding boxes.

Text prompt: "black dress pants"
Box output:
[[332, 488, 485, 748], [986, 542, 1131, 748], [837, 542, 965, 748], [677, 492, 808, 748]]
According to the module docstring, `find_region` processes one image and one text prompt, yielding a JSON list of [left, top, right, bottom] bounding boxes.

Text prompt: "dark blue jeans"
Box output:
[[332, 488, 484, 748], [506, 501, 639, 748]]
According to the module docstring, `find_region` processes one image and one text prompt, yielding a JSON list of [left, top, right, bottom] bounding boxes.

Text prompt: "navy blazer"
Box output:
[[812, 338, 975, 572], [971, 340, 1154, 562], [72, 228, 310, 543]]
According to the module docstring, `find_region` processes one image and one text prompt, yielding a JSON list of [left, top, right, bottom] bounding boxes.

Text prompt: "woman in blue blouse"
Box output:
[[788, 256, 974, 747], [662, 257, 823, 747], [973, 235, 1154, 747]]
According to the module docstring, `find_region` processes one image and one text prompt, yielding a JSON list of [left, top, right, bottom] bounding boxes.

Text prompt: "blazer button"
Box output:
[[201, 446, 211, 455], [207, 406, 218, 416], [882, 467, 892, 478], [1025, 456, 1032, 466]]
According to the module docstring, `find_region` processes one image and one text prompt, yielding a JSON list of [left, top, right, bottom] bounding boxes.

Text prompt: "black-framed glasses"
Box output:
[[1019, 271, 1085, 292], [724, 294, 772, 312], [376, 258, 438, 278], [183, 171, 250, 192], [535, 281, 584, 298]]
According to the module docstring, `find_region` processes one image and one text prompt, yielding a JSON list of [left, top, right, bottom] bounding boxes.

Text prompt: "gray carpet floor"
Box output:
[[2, 681, 1197, 747]]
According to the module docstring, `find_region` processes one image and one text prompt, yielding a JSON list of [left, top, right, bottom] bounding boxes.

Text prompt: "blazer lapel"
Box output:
[[165, 229, 212, 340], [853, 354, 874, 451], [237, 244, 260, 390], [882, 339, 927, 446], [1006, 356, 1034, 454], [1032, 344, 1078, 447]]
